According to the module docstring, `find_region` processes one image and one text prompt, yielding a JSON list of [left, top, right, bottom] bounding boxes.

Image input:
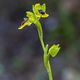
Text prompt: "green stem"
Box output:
[[35, 20, 53, 80], [44, 49, 53, 80], [47, 61, 53, 80], [35, 20, 45, 51]]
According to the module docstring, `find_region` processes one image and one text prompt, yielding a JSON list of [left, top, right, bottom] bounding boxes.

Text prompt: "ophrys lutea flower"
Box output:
[[18, 3, 60, 80], [18, 3, 49, 30]]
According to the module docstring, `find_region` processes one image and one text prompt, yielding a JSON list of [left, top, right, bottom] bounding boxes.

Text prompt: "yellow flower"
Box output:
[[18, 3, 49, 30], [32, 3, 49, 18], [18, 12, 35, 30]]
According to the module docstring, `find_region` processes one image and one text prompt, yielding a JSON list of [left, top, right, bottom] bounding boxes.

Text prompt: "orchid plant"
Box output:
[[18, 3, 60, 80]]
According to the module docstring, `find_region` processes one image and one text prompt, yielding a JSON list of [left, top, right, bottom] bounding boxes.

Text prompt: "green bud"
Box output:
[[48, 44, 60, 57]]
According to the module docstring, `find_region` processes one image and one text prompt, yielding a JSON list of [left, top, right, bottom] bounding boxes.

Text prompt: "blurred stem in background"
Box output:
[[58, 1, 77, 45]]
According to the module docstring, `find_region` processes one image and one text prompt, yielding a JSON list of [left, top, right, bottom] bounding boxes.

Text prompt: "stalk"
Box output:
[[35, 20, 53, 80]]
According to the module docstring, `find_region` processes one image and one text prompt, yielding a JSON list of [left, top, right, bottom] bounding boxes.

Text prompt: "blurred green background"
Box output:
[[0, 0, 80, 80]]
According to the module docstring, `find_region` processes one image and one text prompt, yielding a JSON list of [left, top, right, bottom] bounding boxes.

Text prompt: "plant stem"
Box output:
[[47, 61, 53, 80], [35, 20, 45, 51], [35, 20, 53, 80]]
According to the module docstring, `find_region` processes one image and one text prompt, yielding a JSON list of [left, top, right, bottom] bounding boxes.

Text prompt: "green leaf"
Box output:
[[48, 44, 60, 57]]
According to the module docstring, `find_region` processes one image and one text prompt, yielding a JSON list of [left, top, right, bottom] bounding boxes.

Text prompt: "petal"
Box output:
[[26, 11, 34, 18], [35, 12, 42, 18], [32, 5, 35, 13], [18, 20, 31, 30], [41, 3, 46, 11], [33, 3, 41, 14], [26, 11, 35, 22], [35, 3, 41, 10], [41, 13, 49, 18]]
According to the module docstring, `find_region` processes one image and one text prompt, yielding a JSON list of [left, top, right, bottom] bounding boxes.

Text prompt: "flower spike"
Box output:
[[18, 3, 60, 80]]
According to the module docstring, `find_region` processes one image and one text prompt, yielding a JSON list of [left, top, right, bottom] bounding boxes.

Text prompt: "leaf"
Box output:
[[48, 44, 60, 57]]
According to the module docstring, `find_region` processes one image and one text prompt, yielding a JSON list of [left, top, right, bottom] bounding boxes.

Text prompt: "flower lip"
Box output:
[[38, 10, 45, 15]]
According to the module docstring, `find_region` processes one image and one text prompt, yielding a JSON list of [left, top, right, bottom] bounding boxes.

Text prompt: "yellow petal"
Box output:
[[41, 3, 46, 11], [18, 20, 31, 30], [35, 3, 41, 10], [26, 12, 34, 17], [41, 13, 49, 18], [26, 11, 35, 22]]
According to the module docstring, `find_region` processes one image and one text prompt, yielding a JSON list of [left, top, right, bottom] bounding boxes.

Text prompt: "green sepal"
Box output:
[[41, 3, 46, 11], [26, 11, 35, 22], [32, 3, 41, 14], [48, 44, 60, 57]]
